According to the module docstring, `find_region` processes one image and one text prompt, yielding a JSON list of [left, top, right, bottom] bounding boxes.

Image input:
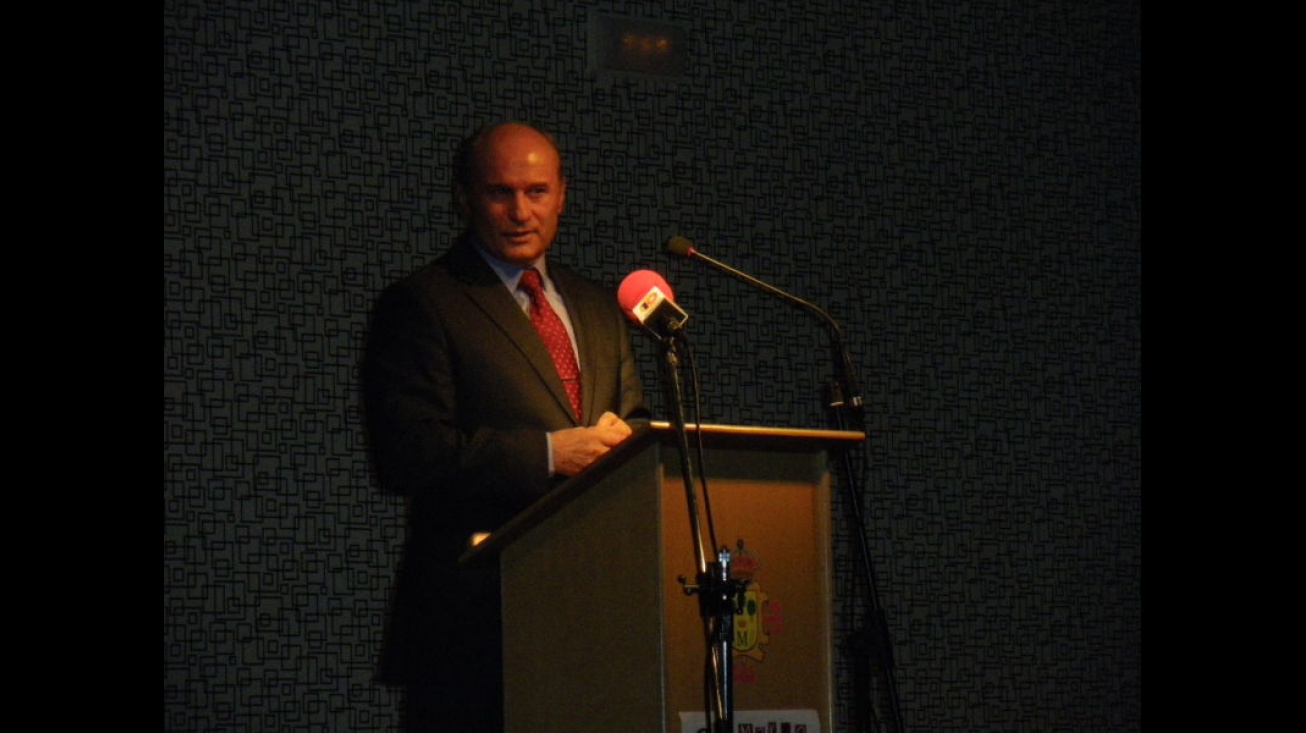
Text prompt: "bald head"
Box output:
[[454, 123, 569, 265], [455, 123, 564, 193]]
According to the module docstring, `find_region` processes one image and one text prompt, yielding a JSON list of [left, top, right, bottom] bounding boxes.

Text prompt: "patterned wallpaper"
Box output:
[[164, 1, 1140, 730]]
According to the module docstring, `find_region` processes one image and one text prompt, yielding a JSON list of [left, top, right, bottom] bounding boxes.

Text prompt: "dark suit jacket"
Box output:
[[363, 234, 647, 687]]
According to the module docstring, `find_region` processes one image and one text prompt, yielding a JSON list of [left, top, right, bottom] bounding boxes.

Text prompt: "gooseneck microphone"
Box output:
[[668, 235, 904, 733], [664, 236, 863, 413], [617, 269, 689, 341], [664, 235, 698, 258]]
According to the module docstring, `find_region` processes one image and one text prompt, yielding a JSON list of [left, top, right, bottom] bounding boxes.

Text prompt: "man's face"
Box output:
[[459, 125, 567, 266]]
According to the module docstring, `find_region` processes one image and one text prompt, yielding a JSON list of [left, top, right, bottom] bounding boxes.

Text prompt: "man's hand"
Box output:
[[550, 411, 634, 477]]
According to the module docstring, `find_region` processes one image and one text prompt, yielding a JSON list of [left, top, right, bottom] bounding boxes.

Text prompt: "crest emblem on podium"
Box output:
[[730, 540, 772, 662]]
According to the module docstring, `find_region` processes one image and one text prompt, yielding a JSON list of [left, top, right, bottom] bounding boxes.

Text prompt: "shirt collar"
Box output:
[[471, 239, 550, 292]]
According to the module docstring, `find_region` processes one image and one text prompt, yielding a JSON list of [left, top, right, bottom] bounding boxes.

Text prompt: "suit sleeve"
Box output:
[[362, 279, 552, 519]]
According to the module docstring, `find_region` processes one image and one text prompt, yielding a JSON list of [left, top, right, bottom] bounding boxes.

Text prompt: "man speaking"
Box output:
[[363, 122, 647, 730]]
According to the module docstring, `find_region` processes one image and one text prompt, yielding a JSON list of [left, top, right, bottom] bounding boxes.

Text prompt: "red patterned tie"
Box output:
[[518, 268, 582, 421]]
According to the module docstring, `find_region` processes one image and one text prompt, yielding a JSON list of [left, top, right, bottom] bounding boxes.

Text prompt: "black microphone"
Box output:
[[665, 235, 698, 258], [666, 236, 795, 302], [618, 269, 689, 340], [664, 235, 864, 413]]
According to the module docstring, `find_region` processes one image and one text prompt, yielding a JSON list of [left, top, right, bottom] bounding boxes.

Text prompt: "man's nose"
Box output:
[[508, 192, 530, 222]]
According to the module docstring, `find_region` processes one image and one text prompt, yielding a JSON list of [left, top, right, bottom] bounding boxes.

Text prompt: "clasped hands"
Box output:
[[550, 411, 633, 477]]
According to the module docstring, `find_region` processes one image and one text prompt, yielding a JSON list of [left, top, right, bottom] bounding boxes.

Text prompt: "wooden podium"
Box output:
[[462, 422, 863, 732]]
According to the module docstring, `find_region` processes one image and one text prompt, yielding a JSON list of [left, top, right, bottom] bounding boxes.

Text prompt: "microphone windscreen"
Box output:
[[617, 270, 677, 323], [665, 236, 696, 257]]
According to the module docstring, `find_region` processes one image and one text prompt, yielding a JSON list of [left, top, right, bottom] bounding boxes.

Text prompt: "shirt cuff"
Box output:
[[545, 431, 555, 476]]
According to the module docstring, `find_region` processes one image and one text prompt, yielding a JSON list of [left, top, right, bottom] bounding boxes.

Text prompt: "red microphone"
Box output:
[[617, 269, 689, 337]]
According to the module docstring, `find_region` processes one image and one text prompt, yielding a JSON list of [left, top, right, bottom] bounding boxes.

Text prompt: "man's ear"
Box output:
[[454, 185, 469, 219]]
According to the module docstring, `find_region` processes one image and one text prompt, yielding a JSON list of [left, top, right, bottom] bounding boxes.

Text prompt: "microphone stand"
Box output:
[[827, 344, 905, 733], [669, 242, 905, 733], [651, 325, 743, 733]]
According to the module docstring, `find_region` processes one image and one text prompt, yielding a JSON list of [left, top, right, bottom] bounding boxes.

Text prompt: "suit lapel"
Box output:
[[446, 238, 580, 425], [551, 266, 600, 426]]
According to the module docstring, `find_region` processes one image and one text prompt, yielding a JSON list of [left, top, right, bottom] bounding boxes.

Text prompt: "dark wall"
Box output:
[[164, 1, 1140, 730]]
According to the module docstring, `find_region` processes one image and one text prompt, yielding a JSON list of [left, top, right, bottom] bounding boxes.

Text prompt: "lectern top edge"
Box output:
[[647, 420, 866, 445], [458, 422, 864, 565]]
